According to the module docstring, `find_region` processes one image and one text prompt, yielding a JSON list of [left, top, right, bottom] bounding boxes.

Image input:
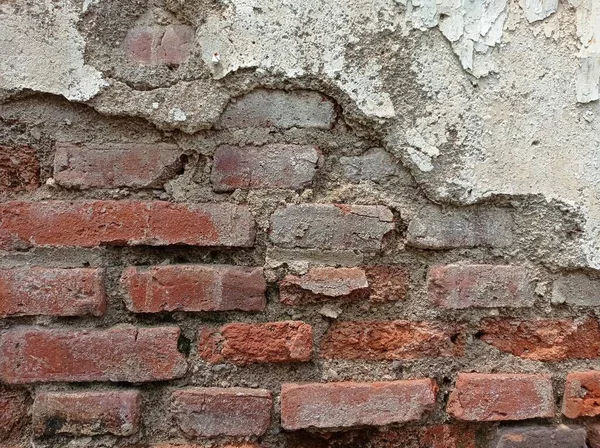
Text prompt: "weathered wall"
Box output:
[[2, 0, 600, 447]]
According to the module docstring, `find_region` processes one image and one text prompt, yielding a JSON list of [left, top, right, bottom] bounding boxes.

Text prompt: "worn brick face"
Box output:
[[0, 201, 255, 249], [491, 426, 587, 448], [280, 379, 438, 430], [552, 272, 600, 306], [0, 145, 40, 193], [123, 25, 195, 65], [479, 318, 600, 361], [172, 387, 272, 437], [0, 267, 106, 317], [0, 327, 187, 383], [446, 373, 554, 421], [33, 390, 141, 437], [216, 89, 336, 129], [563, 371, 600, 418], [54, 143, 183, 189], [121, 265, 266, 312], [427, 264, 535, 309], [319, 320, 465, 360], [198, 321, 313, 364], [407, 205, 513, 249], [211, 144, 321, 191], [270, 204, 394, 251], [0, 389, 29, 442]]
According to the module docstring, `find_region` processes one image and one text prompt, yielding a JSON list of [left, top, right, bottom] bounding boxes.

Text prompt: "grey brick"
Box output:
[[491, 426, 586, 448], [552, 272, 600, 305]]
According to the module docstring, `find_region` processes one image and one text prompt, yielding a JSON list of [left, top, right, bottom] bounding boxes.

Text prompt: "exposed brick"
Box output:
[[211, 144, 321, 192], [280, 379, 438, 430], [216, 89, 335, 130], [446, 373, 554, 421], [198, 321, 312, 364], [420, 425, 477, 448], [364, 266, 410, 302], [427, 264, 535, 309], [0, 145, 39, 193], [0, 389, 29, 441], [588, 423, 600, 448], [0, 327, 187, 383], [133, 445, 259, 448], [552, 272, 600, 306], [339, 148, 408, 184], [121, 265, 265, 313], [270, 204, 394, 251], [33, 390, 141, 437], [171, 387, 272, 437], [406, 205, 513, 249], [123, 25, 195, 65], [563, 371, 600, 418], [54, 143, 183, 189], [0, 200, 255, 250], [320, 320, 464, 360], [279, 267, 369, 305], [479, 318, 600, 361], [0, 267, 106, 317], [491, 426, 586, 448]]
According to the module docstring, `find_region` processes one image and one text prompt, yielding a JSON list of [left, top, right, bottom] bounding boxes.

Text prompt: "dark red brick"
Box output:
[[446, 373, 554, 421], [171, 387, 272, 437], [0, 267, 106, 317], [198, 321, 313, 364], [0, 200, 255, 250], [54, 143, 182, 189], [33, 390, 141, 436], [319, 320, 464, 360], [0, 327, 187, 383], [281, 379, 438, 430], [0, 145, 39, 193], [0, 389, 29, 441], [121, 265, 265, 313]]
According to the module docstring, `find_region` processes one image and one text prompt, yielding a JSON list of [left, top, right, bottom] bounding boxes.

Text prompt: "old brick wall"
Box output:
[[0, 87, 598, 448]]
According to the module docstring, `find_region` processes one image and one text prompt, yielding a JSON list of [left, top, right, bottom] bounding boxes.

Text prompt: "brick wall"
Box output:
[[0, 88, 597, 448]]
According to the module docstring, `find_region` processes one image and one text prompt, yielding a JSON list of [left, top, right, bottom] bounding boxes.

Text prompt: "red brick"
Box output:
[[0, 267, 106, 317], [133, 445, 259, 448], [270, 204, 394, 251], [0, 327, 187, 383], [280, 379, 438, 430], [420, 425, 476, 448], [364, 266, 410, 302], [427, 264, 535, 309], [211, 144, 321, 192], [279, 267, 369, 305], [171, 387, 271, 437], [33, 390, 141, 437], [0, 200, 255, 250], [123, 25, 194, 65], [54, 143, 183, 189], [121, 265, 265, 313], [563, 371, 600, 418], [0, 145, 39, 193], [319, 320, 464, 360], [479, 318, 600, 361], [198, 321, 312, 364], [0, 389, 29, 441], [446, 373, 554, 421]]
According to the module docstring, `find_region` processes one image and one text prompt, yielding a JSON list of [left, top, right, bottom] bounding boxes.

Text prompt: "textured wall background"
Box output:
[[2, 0, 600, 447]]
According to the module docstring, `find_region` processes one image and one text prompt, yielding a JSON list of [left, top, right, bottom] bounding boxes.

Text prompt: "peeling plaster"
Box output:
[[0, 1, 107, 101]]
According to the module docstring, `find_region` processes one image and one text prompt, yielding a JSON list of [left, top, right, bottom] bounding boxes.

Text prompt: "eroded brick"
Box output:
[[479, 318, 600, 361], [198, 321, 312, 364], [0, 145, 39, 193], [281, 379, 438, 430], [552, 272, 600, 306], [427, 264, 535, 309], [270, 204, 394, 251], [563, 371, 600, 418], [491, 426, 586, 448], [33, 390, 141, 437], [211, 144, 321, 191], [172, 387, 271, 437], [0, 200, 255, 250], [0, 267, 106, 317], [407, 205, 513, 249], [0, 389, 29, 441], [446, 373, 554, 421], [121, 265, 266, 313], [0, 327, 187, 383], [319, 320, 464, 360], [54, 143, 183, 189], [123, 25, 195, 65], [216, 89, 335, 129]]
